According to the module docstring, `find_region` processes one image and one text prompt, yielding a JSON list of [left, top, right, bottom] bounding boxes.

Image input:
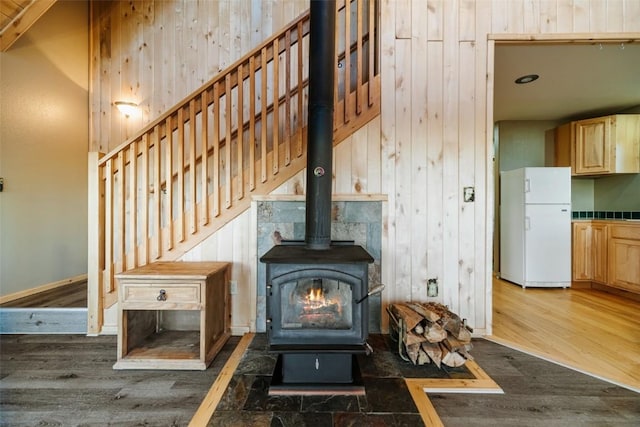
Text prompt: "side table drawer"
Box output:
[[120, 283, 201, 308]]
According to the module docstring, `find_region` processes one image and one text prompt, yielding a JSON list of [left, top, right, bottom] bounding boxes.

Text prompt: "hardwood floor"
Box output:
[[490, 277, 640, 392], [3, 278, 638, 386], [2, 278, 638, 392], [0, 281, 87, 308]]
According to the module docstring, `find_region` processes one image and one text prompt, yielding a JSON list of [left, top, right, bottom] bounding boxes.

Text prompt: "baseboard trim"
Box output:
[[0, 274, 88, 305], [0, 307, 88, 334], [591, 283, 640, 302]]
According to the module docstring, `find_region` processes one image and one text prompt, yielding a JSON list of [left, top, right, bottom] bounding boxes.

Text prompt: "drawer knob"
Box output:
[[157, 289, 167, 301]]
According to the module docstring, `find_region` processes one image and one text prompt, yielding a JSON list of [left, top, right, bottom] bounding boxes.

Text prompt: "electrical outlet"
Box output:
[[463, 186, 475, 202], [427, 278, 438, 297], [230, 280, 238, 295]]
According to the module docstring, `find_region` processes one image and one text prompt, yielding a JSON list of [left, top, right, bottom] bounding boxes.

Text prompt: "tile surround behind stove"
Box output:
[[256, 200, 383, 333]]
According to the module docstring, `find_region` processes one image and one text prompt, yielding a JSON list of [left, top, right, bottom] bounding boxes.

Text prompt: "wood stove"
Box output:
[[261, 242, 374, 392], [259, 0, 381, 394]]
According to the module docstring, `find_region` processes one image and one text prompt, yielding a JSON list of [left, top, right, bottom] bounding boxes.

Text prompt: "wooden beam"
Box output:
[[0, 0, 57, 52]]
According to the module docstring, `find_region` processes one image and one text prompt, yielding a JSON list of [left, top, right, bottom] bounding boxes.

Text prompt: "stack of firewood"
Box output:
[[388, 302, 473, 368]]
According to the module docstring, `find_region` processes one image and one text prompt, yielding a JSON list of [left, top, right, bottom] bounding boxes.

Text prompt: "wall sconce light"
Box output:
[[114, 101, 139, 117]]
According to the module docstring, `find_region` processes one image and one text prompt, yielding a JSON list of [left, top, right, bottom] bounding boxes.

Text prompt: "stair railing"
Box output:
[[89, 0, 380, 331]]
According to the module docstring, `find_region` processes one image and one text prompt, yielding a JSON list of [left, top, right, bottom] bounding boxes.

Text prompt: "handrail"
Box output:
[[93, 0, 381, 316]]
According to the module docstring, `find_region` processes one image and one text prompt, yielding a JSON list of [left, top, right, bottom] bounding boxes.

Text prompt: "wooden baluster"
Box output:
[[344, 0, 351, 124], [104, 159, 114, 295], [369, 0, 376, 106], [272, 37, 280, 176], [189, 99, 197, 233], [249, 56, 256, 191], [236, 64, 245, 200], [212, 82, 220, 217], [177, 108, 185, 240], [116, 151, 125, 272], [128, 140, 138, 268], [296, 21, 304, 158], [261, 46, 268, 183], [334, 5, 341, 129], [140, 133, 149, 264], [152, 125, 161, 259], [201, 91, 210, 225], [356, 0, 363, 115], [225, 74, 232, 209], [284, 31, 291, 166], [164, 115, 174, 251]]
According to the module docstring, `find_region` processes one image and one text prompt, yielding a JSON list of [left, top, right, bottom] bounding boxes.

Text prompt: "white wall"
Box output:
[[0, 1, 89, 297], [594, 174, 640, 211]]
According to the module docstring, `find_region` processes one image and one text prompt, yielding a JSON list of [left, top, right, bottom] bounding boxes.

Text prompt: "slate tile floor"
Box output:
[[210, 334, 475, 426], [2, 333, 638, 426]]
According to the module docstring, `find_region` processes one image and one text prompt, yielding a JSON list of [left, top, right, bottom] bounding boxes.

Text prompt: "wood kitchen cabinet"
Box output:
[[554, 114, 640, 175], [574, 115, 640, 175], [591, 223, 608, 284], [572, 222, 593, 281], [554, 122, 572, 168], [572, 221, 640, 296], [608, 225, 640, 294]]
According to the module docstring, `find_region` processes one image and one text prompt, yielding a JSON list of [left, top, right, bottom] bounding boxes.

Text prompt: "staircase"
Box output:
[[88, 0, 381, 333]]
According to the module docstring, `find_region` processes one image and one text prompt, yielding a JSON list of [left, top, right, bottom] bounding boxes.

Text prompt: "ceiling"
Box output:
[[0, 0, 56, 51], [494, 42, 640, 122], [2, 3, 638, 123]]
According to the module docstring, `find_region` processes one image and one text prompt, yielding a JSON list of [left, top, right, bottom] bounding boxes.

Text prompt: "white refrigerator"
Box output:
[[500, 167, 572, 288]]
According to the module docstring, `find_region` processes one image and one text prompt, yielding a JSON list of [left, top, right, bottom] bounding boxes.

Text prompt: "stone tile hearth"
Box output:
[[209, 333, 475, 426]]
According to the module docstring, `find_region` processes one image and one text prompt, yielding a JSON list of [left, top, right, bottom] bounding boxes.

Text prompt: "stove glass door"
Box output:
[[280, 278, 353, 330]]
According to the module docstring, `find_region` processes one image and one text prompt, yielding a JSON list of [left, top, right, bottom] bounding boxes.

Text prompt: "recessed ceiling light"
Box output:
[[515, 74, 539, 84]]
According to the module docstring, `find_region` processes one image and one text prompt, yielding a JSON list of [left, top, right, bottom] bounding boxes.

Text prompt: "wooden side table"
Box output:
[[113, 261, 231, 370]]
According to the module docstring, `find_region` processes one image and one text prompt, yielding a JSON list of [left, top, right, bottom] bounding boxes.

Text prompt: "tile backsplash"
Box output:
[[256, 199, 383, 334], [572, 210, 640, 220]]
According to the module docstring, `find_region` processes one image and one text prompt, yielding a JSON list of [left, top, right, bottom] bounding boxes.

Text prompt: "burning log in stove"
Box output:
[[387, 302, 473, 368], [286, 279, 347, 328]]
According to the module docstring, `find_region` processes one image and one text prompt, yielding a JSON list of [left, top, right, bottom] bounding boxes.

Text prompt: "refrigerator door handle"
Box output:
[[525, 216, 531, 231], [524, 179, 531, 193]]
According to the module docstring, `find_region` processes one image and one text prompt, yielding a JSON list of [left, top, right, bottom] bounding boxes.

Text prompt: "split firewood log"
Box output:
[[406, 343, 420, 364], [404, 330, 427, 346], [420, 302, 449, 319], [421, 341, 442, 368], [442, 336, 471, 352], [423, 321, 447, 343], [457, 345, 474, 361], [417, 347, 430, 365], [438, 309, 467, 341], [405, 302, 441, 322], [420, 301, 472, 342], [439, 343, 467, 367], [390, 303, 424, 331], [442, 338, 473, 360], [456, 325, 472, 343]]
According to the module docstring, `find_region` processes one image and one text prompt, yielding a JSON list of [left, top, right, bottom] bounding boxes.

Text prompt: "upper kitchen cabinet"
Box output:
[[555, 114, 640, 176], [554, 122, 572, 168]]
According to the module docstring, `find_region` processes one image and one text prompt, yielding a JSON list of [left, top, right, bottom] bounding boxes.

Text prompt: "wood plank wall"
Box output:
[[90, 0, 640, 334], [90, 0, 308, 153]]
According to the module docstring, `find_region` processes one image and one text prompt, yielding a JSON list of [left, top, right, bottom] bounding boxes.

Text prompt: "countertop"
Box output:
[[572, 219, 640, 223]]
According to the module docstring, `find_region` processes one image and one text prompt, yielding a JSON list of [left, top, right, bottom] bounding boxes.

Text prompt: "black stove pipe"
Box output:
[[305, 0, 337, 250]]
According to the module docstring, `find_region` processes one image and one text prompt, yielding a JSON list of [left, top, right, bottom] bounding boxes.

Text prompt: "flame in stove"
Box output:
[[307, 287, 324, 302], [302, 285, 341, 316]]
